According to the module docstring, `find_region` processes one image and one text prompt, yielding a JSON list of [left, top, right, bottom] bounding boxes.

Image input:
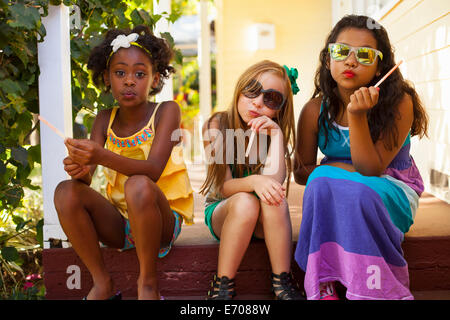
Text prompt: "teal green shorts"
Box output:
[[204, 191, 261, 242], [204, 201, 222, 242]]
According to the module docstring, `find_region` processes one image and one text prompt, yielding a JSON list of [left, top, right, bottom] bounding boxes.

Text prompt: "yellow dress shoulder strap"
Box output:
[[107, 107, 119, 131], [148, 102, 163, 130]]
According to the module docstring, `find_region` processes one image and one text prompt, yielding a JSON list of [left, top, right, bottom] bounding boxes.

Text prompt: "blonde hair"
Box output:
[[200, 60, 296, 196]]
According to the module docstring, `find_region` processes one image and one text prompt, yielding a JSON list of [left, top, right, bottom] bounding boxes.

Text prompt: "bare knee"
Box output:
[[259, 199, 290, 225], [54, 179, 84, 214], [228, 192, 260, 224], [124, 175, 158, 209], [261, 199, 289, 215]]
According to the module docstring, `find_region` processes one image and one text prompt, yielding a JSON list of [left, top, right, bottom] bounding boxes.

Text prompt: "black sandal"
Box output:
[[206, 274, 236, 300], [271, 272, 305, 300]]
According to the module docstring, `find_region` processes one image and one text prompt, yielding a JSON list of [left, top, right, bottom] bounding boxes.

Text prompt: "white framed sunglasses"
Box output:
[[328, 43, 383, 66]]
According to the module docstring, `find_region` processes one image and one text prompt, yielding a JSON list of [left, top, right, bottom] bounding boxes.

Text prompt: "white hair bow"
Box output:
[[110, 33, 139, 52]]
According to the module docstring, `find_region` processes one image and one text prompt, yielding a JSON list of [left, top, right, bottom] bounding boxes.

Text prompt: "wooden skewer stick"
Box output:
[[38, 115, 65, 139], [374, 60, 403, 88], [245, 130, 256, 157]]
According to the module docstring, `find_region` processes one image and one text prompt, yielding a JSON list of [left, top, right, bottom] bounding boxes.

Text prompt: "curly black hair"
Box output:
[[87, 25, 175, 96], [313, 15, 428, 150]]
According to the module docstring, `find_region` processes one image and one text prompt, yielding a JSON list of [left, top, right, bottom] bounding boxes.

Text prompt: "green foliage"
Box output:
[[1, 170, 44, 299], [0, 0, 182, 213], [5, 283, 45, 300], [0, 0, 183, 299], [174, 57, 200, 129], [173, 54, 216, 130], [0, 0, 44, 214]]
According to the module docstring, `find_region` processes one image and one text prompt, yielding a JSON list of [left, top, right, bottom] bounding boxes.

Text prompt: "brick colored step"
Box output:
[[43, 235, 450, 299], [43, 165, 450, 299]]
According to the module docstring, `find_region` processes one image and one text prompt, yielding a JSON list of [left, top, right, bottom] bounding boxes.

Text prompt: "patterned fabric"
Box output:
[[294, 101, 423, 300], [158, 211, 183, 258], [120, 210, 182, 258], [108, 128, 153, 148], [104, 103, 194, 224]]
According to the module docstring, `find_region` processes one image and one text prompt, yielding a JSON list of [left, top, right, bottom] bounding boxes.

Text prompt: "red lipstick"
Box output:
[[343, 70, 355, 78]]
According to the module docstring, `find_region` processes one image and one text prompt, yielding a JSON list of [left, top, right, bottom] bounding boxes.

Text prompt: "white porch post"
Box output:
[[38, 5, 72, 248], [196, 0, 212, 163], [153, 0, 173, 102]]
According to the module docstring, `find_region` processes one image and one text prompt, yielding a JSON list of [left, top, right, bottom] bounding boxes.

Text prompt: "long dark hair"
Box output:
[[314, 15, 428, 150]]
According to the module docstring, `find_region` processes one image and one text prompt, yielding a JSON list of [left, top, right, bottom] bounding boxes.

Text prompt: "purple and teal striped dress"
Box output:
[[294, 103, 423, 300]]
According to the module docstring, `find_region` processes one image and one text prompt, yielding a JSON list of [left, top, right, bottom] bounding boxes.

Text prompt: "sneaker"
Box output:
[[319, 281, 339, 300]]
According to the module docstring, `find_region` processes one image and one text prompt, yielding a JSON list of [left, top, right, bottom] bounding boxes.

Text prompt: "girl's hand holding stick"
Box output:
[[245, 116, 280, 157], [38, 115, 92, 179]]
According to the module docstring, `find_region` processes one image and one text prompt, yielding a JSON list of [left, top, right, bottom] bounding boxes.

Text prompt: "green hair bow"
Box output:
[[283, 65, 300, 95]]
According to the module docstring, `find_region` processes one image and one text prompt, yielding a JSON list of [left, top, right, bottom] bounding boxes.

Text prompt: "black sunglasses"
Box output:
[[242, 80, 286, 110]]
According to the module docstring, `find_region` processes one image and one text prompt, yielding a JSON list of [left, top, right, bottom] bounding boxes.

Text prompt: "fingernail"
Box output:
[[376, 87, 380, 91]]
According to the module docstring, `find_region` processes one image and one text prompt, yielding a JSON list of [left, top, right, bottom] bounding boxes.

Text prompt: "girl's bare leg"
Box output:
[[211, 192, 260, 279], [124, 175, 175, 300], [255, 199, 292, 274], [54, 179, 125, 300]]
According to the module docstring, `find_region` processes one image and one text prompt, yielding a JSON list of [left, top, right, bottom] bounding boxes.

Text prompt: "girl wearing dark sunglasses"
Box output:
[[293, 15, 428, 300], [200, 60, 303, 300]]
